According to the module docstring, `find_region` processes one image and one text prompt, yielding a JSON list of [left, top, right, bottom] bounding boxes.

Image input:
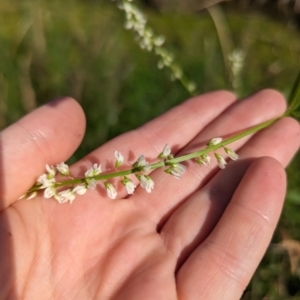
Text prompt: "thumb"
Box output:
[[0, 97, 86, 210]]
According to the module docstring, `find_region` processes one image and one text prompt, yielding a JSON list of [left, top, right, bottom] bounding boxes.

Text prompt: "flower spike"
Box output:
[[23, 125, 242, 204]]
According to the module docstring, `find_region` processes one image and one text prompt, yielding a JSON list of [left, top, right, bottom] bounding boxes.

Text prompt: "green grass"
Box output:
[[0, 0, 300, 298]]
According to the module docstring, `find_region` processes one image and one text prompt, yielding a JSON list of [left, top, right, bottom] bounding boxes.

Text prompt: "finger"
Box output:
[[131, 89, 287, 223], [176, 157, 286, 300], [70, 91, 236, 196], [160, 117, 299, 268], [0, 98, 86, 209]]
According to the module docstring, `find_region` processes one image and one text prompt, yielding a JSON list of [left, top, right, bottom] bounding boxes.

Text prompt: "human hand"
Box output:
[[0, 90, 299, 299]]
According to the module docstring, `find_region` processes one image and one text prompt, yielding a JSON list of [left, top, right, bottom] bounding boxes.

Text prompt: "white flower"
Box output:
[[214, 153, 227, 169], [165, 163, 186, 179], [72, 185, 87, 195], [54, 189, 76, 204], [207, 137, 223, 147], [46, 164, 56, 178], [104, 182, 117, 199], [158, 144, 171, 159], [125, 181, 136, 194], [133, 155, 150, 172], [224, 147, 239, 161], [44, 186, 57, 198], [137, 175, 154, 193], [154, 35, 165, 46], [115, 151, 124, 168], [37, 174, 46, 185], [115, 0, 197, 93], [85, 164, 102, 177], [187, 82, 196, 93], [37, 174, 56, 188], [195, 154, 211, 166], [56, 162, 70, 176], [135, 155, 147, 166], [85, 178, 97, 189], [121, 176, 136, 194]]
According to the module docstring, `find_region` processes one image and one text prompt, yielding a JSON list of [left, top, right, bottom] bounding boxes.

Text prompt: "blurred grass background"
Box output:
[[0, 0, 300, 298]]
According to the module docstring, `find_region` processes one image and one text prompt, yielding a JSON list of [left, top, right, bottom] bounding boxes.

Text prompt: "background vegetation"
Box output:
[[0, 0, 299, 298]]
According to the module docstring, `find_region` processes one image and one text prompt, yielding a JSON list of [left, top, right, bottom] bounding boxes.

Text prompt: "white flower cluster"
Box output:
[[33, 151, 129, 203], [118, 0, 165, 52], [116, 0, 196, 94], [20, 140, 238, 204], [37, 162, 93, 204], [195, 138, 239, 169]]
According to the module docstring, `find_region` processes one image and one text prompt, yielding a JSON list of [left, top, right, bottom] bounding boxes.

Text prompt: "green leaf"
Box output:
[[287, 71, 300, 117]]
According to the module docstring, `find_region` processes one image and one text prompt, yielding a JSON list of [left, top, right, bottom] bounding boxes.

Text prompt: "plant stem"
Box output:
[[163, 117, 277, 164]]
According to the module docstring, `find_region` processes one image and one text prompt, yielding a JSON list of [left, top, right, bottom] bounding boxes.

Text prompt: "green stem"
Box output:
[[163, 117, 277, 164], [286, 70, 300, 118]]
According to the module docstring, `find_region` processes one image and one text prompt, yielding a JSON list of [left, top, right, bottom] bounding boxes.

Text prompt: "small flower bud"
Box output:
[[104, 182, 117, 199], [72, 185, 88, 195], [214, 153, 227, 169], [158, 144, 171, 159], [46, 164, 56, 178], [56, 162, 70, 176], [85, 164, 102, 177], [165, 163, 186, 179], [207, 138, 223, 147], [44, 186, 57, 199], [224, 147, 239, 161], [115, 151, 124, 168], [19, 191, 38, 200], [18, 193, 27, 200], [136, 175, 154, 193], [133, 155, 150, 172], [195, 154, 211, 166], [121, 176, 136, 194], [27, 191, 38, 200]]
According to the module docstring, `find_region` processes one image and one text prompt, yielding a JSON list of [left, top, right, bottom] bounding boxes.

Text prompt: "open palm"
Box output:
[[1, 90, 299, 300]]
